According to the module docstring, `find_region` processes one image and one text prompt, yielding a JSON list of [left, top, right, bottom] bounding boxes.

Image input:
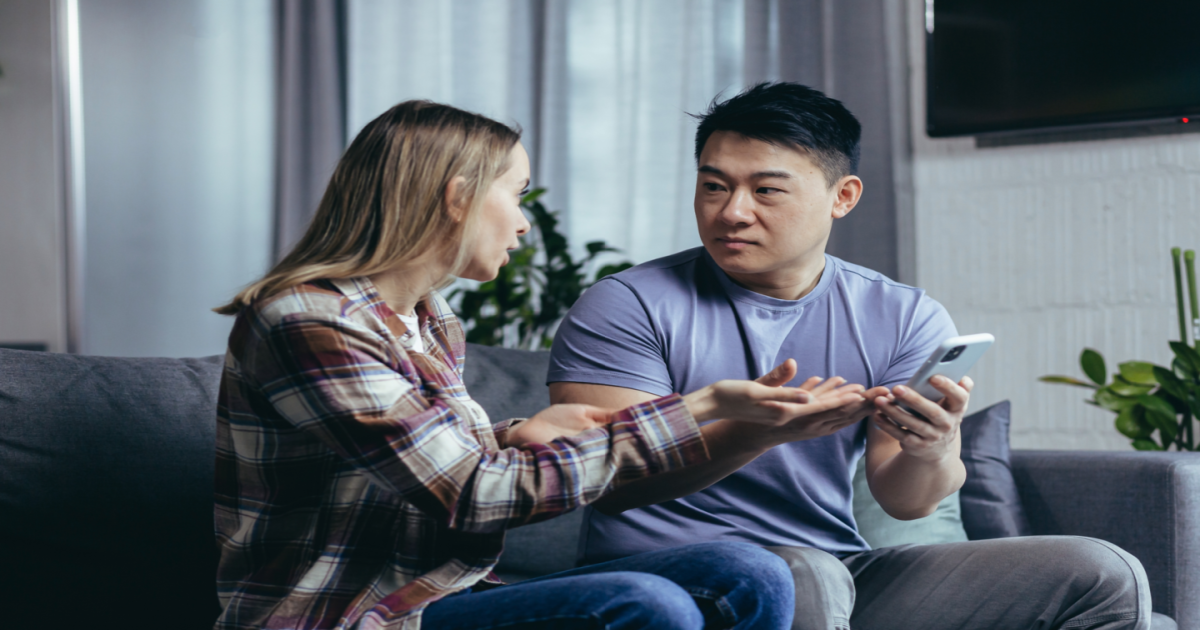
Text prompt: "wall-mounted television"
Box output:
[[926, 0, 1200, 137]]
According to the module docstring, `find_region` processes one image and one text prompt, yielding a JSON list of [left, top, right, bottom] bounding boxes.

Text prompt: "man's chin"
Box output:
[[705, 243, 767, 275]]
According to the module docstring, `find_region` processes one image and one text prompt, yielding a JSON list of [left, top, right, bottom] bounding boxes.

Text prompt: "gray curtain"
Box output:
[[273, 0, 348, 261], [745, 0, 911, 283], [340, 0, 910, 281]]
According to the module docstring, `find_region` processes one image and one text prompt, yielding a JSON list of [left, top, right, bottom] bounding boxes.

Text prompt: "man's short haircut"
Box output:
[[693, 82, 861, 187]]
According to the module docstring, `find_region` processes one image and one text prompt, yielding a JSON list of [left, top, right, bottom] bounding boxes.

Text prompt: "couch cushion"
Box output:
[[959, 400, 1031, 539], [464, 343, 584, 579], [0, 349, 224, 630]]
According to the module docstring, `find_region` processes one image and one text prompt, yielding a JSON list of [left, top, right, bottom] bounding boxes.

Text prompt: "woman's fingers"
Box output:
[[797, 376, 824, 391], [810, 376, 846, 395], [756, 359, 799, 387]]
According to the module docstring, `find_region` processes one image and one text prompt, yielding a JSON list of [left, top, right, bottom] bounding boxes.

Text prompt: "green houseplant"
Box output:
[[450, 188, 631, 349], [1040, 248, 1199, 451]]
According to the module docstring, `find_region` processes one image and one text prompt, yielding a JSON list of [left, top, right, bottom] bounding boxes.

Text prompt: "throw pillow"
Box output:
[[958, 400, 1031, 539], [852, 456, 969, 548]]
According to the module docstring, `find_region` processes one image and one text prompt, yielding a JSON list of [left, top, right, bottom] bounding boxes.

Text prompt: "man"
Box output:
[[548, 83, 1150, 630]]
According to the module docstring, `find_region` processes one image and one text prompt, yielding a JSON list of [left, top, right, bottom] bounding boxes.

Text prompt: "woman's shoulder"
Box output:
[[244, 279, 355, 329]]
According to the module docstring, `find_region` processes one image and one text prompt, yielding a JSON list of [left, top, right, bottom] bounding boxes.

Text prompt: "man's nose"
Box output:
[[718, 189, 756, 225]]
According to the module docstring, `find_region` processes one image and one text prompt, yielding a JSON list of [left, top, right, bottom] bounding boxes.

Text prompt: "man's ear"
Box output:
[[830, 175, 863, 219], [444, 176, 470, 222]]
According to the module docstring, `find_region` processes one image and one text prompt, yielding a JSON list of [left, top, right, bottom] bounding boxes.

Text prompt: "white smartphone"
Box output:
[[896, 333, 995, 419]]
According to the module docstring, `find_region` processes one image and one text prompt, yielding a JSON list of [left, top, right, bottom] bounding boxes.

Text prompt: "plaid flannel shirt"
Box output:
[[214, 277, 708, 630]]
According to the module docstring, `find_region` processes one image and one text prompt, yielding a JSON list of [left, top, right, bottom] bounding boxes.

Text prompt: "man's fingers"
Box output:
[[756, 359, 799, 387], [927, 375, 970, 414], [874, 396, 938, 438], [887, 385, 950, 428], [871, 412, 920, 444]]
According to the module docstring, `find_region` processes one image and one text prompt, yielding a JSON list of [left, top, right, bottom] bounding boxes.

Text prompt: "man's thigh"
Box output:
[[765, 546, 855, 630], [843, 536, 1150, 630]]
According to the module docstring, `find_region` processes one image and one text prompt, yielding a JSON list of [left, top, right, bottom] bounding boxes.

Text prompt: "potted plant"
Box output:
[[451, 188, 631, 349], [1040, 248, 1199, 451]]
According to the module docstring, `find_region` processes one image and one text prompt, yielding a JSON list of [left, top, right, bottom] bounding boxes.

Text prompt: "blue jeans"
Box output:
[[420, 541, 795, 629]]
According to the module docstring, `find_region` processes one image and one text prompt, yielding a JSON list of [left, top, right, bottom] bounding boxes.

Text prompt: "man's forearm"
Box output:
[[868, 448, 966, 520], [593, 420, 770, 514]]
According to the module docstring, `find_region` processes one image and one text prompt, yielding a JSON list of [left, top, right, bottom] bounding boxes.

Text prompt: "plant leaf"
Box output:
[[1080, 349, 1107, 386], [520, 187, 547, 205], [594, 262, 633, 281], [1138, 395, 1180, 446], [1169, 341, 1200, 376], [1118, 361, 1158, 385], [1093, 387, 1138, 412], [1109, 375, 1154, 397], [1139, 393, 1178, 418], [1038, 375, 1099, 389], [1115, 407, 1152, 439], [1132, 438, 1164, 451], [1153, 366, 1190, 401]]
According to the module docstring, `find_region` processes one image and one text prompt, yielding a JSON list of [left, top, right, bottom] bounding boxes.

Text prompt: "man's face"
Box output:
[[694, 131, 860, 287]]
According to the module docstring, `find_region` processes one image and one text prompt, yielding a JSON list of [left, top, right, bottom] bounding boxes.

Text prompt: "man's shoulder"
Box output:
[[826, 256, 930, 305]]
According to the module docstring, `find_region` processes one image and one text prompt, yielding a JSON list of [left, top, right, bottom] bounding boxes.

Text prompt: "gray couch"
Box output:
[[1, 345, 1197, 630]]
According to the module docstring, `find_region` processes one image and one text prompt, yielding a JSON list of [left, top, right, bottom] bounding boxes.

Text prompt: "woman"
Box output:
[[213, 101, 863, 630]]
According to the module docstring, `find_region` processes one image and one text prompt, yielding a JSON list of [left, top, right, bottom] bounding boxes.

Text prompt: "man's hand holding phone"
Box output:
[[871, 375, 974, 463]]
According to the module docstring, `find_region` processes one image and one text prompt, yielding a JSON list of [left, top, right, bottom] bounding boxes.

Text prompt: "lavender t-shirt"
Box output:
[[548, 247, 956, 561]]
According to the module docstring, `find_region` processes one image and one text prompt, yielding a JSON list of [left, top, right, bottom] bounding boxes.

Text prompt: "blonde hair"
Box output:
[[216, 100, 521, 315]]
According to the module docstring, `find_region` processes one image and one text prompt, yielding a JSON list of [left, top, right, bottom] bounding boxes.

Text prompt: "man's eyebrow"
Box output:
[[698, 165, 794, 179]]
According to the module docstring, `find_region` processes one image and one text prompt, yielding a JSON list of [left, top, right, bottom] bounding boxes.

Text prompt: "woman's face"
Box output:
[[457, 142, 532, 282]]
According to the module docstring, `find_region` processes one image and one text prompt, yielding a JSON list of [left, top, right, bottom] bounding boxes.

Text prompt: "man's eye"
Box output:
[[702, 182, 724, 192], [757, 187, 781, 195]]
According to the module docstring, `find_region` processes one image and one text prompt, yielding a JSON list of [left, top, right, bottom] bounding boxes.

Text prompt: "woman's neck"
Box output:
[[367, 261, 447, 316]]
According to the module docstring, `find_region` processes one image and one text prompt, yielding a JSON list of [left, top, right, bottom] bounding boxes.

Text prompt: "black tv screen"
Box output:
[[926, 0, 1200, 137]]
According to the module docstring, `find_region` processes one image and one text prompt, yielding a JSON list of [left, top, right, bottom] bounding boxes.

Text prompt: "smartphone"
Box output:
[[896, 333, 994, 418]]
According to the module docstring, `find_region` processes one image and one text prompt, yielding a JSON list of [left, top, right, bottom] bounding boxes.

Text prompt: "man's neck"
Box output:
[[721, 253, 828, 301]]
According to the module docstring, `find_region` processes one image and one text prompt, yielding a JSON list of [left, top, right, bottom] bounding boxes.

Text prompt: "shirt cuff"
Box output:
[[613, 393, 709, 474], [491, 417, 528, 447]]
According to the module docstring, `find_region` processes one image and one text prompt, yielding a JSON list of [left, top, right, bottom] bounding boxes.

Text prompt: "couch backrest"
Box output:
[[0, 348, 225, 630], [0, 344, 565, 627]]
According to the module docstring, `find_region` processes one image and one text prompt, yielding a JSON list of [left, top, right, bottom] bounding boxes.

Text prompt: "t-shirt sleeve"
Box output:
[[548, 277, 674, 397], [876, 293, 959, 389]]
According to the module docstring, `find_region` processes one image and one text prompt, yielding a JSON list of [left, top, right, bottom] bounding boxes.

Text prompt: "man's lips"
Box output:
[[715, 237, 757, 250]]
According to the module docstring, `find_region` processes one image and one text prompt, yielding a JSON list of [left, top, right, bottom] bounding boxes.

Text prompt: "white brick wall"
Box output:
[[906, 0, 1200, 450]]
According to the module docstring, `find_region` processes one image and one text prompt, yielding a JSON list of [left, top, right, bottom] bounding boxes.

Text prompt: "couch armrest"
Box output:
[[1011, 450, 1200, 629]]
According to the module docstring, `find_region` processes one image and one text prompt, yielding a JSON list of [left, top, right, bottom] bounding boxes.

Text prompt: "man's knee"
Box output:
[[1035, 536, 1150, 630], [765, 546, 854, 630], [1060, 537, 1148, 599], [766, 546, 854, 596]]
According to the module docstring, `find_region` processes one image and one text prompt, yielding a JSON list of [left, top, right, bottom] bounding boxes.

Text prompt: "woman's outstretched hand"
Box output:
[[685, 359, 891, 447], [505, 404, 614, 448]]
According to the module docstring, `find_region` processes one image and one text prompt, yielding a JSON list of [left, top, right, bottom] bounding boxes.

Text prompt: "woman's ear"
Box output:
[[444, 176, 470, 222]]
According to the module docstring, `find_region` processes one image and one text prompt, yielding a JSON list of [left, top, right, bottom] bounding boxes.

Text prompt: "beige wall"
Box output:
[[905, 0, 1200, 450], [0, 0, 66, 352]]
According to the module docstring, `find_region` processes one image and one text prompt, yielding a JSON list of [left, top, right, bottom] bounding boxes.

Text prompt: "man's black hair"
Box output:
[[693, 82, 861, 186]]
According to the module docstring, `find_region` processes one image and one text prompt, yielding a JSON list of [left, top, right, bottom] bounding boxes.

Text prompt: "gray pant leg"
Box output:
[[843, 536, 1150, 630], [765, 546, 854, 630]]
